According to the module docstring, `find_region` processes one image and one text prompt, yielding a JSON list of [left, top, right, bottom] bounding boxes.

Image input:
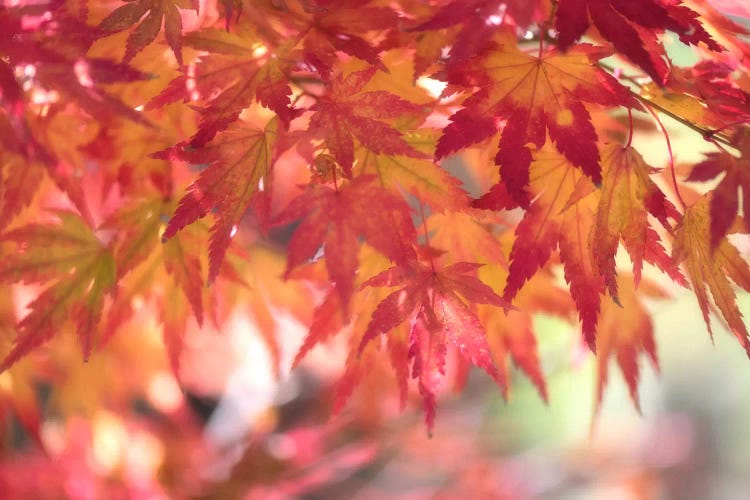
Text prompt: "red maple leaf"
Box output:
[[309, 66, 428, 177], [160, 118, 278, 282], [275, 174, 416, 311], [147, 29, 296, 147], [686, 129, 750, 248], [436, 36, 635, 206], [358, 259, 512, 432], [555, 0, 721, 83]]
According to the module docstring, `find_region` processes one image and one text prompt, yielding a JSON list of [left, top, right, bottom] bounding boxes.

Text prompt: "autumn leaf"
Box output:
[[595, 275, 664, 415], [98, 0, 199, 64], [356, 129, 469, 211], [641, 61, 750, 130], [300, 1, 399, 79], [436, 36, 634, 205], [161, 117, 278, 282], [555, 0, 721, 83], [503, 143, 604, 348], [673, 193, 750, 354], [0, 211, 116, 371], [686, 129, 750, 248], [479, 263, 574, 401], [0, 153, 45, 232], [309, 66, 428, 177], [593, 144, 685, 299], [409, 0, 545, 69], [147, 28, 296, 146], [358, 259, 512, 432], [275, 174, 416, 312]]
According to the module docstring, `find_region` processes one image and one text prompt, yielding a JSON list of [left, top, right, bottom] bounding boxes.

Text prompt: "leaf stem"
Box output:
[[643, 102, 687, 212], [625, 108, 634, 148], [418, 201, 436, 273], [598, 62, 737, 148], [331, 157, 339, 193]]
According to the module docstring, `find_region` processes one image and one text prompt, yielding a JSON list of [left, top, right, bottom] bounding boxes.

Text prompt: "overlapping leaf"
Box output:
[[595, 276, 665, 414], [0, 211, 116, 371], [503, 143, 604, 348], [300, 1, 399, 79], [275, 174, 416, 312], [555, 0, 721, 83], [686, 130, 750, 248], [161, 118, 278, 282], [98, 0, 199, 64], [673, 193, 750, 354], [593, 144, 685, 299], [436, 36, 635, 205], [309, 66, 427, 177], [357, 129, 468, 211], [359, 259, 512, 432], [147, 29, 295, 146]]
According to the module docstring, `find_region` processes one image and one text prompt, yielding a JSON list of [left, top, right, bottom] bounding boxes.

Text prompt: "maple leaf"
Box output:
[[555, 0, 721, 83], [673, 193, 750, 354], [309, 66, 428, 177], [358, 260, 512, 432], [503, 143, 604, 349], [356, 129, 469, 211], [478, 264, 574, 401], [0, 11, 152, 127], [0, 211, 116, 371], [161, 117, 278, 282], [98, 0, 198, 65], [641, 61, 750, 130], [409, 0, 545, 69], [147, 29, 295, 146], [686, 130, 750, 248], [275, 174, 416, 311], [0, 154, 45, 232], [595, 275, 664, 415], [300, 1, 398, 79], [436, 36, 634, 205], [593, 144, 686, 299]]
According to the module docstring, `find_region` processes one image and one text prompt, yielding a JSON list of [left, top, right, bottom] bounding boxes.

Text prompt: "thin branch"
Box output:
[[598, 62, 738, 148]]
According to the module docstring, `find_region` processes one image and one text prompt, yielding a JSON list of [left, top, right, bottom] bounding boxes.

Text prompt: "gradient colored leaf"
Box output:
[[0, 212, 116, 371], [162, 118, 278, 282], [673, 193, 750, 354], [593, 144, 685, 299], [359, 259, 512, 432], [309, 66, 427, 177], [437, 37, 634, 205], [275, 174, 416, 311]]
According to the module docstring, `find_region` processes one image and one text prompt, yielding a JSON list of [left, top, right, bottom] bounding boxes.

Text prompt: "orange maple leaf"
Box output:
[[503, 143, 604, 348], [595, 275, 665, 415], [673, 193, 750, 354], [593, 144, 686, 299]]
